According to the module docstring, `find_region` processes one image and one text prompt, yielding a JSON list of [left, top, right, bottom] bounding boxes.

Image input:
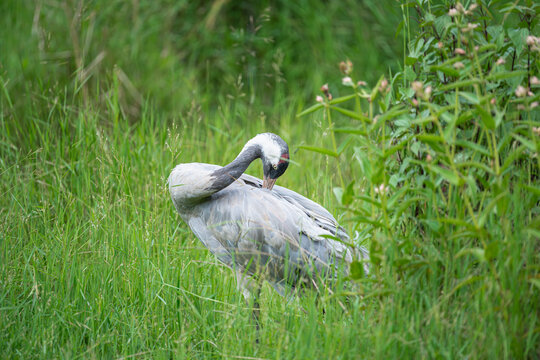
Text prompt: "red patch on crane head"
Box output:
[[278, 153, 289, 164]]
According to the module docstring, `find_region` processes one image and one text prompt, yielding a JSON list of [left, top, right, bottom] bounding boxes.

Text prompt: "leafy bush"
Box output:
[[299, 1, 539, 356]]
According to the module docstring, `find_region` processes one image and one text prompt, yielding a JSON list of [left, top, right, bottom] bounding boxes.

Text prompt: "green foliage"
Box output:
[[299, 1, 540, 357], [1, 0, 540, 358]]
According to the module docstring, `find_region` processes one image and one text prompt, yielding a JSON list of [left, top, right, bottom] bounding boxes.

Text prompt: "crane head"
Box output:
[[258, 133, 289, 190]]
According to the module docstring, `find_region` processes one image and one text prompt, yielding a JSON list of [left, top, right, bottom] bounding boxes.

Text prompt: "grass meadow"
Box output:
[[1, 0, 539, 359]]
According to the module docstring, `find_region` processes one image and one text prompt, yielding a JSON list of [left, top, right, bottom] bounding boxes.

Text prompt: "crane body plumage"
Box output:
[[168, 133, 368, 299]]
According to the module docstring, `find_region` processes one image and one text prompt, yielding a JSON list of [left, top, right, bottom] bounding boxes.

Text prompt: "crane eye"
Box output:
[[272, 164, 278, 170]]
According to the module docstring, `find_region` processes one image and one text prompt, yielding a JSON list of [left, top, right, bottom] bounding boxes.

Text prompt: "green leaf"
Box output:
[[330, 106, 371, 123], [333, 187, 344, 205], [508, 28, 528, 56], [355, 195, 382, 208], [417, 134, 444, 143], [529, 279, 540, 290], [485, 242, 499, 261], [429, 164, 461, 186], [511, 134, 537, 152], [349, 215, 387, 229], [430, 65, 459, 77], [342, 181, 355, 206], [478, 192, 508, 228], [486, 70, 527, 81], [500, 145, 527, 173], [298, 145, 338, 157], [337, 136, 353, 155], [386, 185, 409, 210], [455, 139, 491, 156], [370, 75, 386, 103], [333, 127, 367, 136], [329, 94, 357, 105], [297, 103, 323, 117], [455, 161, 494, 175], [475, 105, 495, 130], [439, 79, 481, 91], [523, 185, 540, 197], [334, 182, 355, 206], [456, 247, 486, 262], [404, 66, 416, 81], [459, 92, 480, 105], [349, 260, 365, 280], [446, 275, 484, 298], [416, 134, 445, 152], [383, 138, 410, 159], [439, 218, 479, 232]]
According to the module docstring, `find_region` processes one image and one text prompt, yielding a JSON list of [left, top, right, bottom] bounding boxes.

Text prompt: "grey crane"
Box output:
[[168, 133, 369, 310]]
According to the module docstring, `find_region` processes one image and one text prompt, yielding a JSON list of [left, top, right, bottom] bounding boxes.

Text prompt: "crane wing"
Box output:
[[239, 173, 350, 243]]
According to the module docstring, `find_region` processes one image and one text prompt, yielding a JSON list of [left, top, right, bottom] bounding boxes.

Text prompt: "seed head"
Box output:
[[448, 8, 459, 17], [455, 48, 466, 55], [357, 80, 367, 87], [453, 61, 465, 69], [339, 60, 353, 75], [531, 76, 540, 86]]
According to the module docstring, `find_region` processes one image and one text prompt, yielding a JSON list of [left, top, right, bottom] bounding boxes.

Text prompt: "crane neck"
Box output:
[[208, 144, 262, 192]]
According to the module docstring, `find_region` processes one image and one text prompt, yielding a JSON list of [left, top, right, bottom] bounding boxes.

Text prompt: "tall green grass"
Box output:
[[1, 0, 539, 358]]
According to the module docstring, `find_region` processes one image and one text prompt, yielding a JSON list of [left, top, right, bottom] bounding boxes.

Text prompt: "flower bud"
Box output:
[[380, 78, 389, 93], [316, 95, 324, 103], [526, 36, 537, 47], [462, 23, 479, 33], [411, 81, 423, 93], [453, 62, 465, 69], [531, 76, 540, 86], [448, 8, 459, 17], [425, 85, 432, 99], [342, 76, 354, 87], [455, 48, 466, 55], [515, 85, 527, 97], [496, 58, 505, 65]]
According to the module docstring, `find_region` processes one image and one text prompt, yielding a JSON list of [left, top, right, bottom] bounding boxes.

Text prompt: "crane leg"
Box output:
[[236, 269, 261, 340]]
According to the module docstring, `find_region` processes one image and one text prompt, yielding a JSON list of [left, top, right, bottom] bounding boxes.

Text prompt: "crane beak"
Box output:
[[263, 176, 277, 190]]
